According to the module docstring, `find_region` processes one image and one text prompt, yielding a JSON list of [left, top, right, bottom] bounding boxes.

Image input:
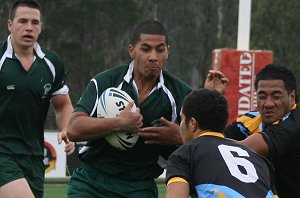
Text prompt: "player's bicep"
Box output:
[[166, 178, 189, 198]]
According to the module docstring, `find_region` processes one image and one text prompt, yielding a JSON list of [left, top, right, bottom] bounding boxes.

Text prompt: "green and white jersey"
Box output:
[[0, 36, 68, 156], [76, 62, 192, 180]]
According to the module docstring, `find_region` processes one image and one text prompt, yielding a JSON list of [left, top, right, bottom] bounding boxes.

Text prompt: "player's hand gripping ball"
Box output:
[[97, 87, 139, 150]]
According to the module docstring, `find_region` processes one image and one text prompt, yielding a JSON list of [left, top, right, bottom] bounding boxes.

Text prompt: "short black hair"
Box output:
[[130, 20, 169, 46], [182, 89, 228, 132], [9, 0, 42, 20], [255, 64, 298, 103]]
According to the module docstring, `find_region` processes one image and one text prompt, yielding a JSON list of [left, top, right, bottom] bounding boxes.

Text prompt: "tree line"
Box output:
[[1, 0, 299, 129]]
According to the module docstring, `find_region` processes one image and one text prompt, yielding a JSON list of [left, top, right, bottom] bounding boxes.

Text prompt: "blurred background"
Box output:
[[1, 0, 299, 129]]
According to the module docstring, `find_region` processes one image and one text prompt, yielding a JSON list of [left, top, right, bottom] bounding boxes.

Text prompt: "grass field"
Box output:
[[44, 178, 166, 198]]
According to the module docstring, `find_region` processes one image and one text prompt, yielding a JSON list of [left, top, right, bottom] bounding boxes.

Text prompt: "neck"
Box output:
[[11, 38, 35, 58], [14, 46, 34, 58], [195, 130, 225, 138], [194, 129, 210, 137], [133, 73, 159, 104]]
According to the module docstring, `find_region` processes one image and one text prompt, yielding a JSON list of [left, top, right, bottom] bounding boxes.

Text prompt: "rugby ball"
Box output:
[[97, 87, 139, 150]]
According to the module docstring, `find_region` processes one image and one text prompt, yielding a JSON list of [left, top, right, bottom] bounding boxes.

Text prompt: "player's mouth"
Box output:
[[263, 110, 275, 117], [22, 35, 34, 41], [148, 64, 159, 70]]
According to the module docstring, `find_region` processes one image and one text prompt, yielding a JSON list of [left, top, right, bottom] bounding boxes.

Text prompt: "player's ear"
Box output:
[[40, 22, 43, 33], [7, 20, 12, 32], [290, 90, 296, 104], [128, 44, 135, 59], [166, 45, 170, 59], [189, 117, 198, 132]]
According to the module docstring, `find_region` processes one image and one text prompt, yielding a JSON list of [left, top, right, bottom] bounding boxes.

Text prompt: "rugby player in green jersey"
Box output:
[[0, 1, 75, 197], [66, 20, 227, 197]]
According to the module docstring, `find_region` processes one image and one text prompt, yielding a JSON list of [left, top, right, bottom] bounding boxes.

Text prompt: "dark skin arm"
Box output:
[[239, 133, 269, 157], [138, 70, 229, 145], [67, 102, 143, 142], [137, 117, 183, 145], [166, 182, 190, 198]]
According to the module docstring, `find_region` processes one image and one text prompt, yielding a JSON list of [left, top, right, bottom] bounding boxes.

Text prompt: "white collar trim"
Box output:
[[0, 35, 46, 70], [122, 61, 165, 90]]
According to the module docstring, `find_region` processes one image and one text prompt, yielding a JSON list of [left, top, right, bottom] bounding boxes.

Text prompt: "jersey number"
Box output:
[[218, 145, 258, 183]]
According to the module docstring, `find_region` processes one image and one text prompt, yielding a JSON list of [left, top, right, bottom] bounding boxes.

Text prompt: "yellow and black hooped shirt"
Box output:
[[224, 104, 300, 198], [166, 132, 277, 198]]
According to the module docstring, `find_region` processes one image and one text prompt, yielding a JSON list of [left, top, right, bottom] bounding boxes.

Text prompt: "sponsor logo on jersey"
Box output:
[[43, 83, 52, 98], [6, 85, 15, 90]]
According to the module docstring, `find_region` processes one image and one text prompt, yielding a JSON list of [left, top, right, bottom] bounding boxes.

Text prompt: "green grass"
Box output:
[[44, 178, 166, 198]]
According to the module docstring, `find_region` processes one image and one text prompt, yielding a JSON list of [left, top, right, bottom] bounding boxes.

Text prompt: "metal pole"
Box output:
[[237, 0, 252, 50]]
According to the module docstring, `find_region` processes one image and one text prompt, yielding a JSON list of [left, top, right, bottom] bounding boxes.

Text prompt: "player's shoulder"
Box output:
[[162, 70, 192, 93], [89, 64, 129, 90], [236, 110, 260, 123], [40, 47, 61, 61], [290, 105, 300, 117], [278, 105, 300, 129], [36, 46, 65, 71], [94, 64, 128, 80], [162, 70, 191, 87]]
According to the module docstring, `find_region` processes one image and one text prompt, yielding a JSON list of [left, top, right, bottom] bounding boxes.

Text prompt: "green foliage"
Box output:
[[251, 0, 300, 94], [1, 0, 300, 128]]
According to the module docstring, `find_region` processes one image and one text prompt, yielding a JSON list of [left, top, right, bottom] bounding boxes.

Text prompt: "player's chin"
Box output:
[[146, 70, 160, 79], [262, 117, 277, 125]]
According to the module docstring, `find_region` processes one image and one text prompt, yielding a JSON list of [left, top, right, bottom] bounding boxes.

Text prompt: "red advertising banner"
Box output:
[[212, 48, 273, 124]]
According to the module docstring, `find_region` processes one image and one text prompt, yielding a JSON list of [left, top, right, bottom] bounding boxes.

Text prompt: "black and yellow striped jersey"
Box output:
[[166, 132, 277, 198], [224, 104, 300, 198]]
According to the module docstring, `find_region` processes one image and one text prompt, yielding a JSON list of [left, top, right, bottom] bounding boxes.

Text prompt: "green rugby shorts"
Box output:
[[0, 154, 44, 198], [67, 163, 158, 198]]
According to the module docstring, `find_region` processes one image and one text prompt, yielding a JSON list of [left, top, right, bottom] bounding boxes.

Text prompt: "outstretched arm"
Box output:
[[137, 117, 183, 145], [239, 133, 269, 157]]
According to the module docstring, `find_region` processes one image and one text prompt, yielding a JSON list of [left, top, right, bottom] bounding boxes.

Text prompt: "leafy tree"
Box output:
[[251, 0, 300, 94], [1, 0, 299, 129]]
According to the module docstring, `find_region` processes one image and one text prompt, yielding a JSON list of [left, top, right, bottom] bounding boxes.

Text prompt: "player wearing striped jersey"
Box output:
[[224, 64, 299, 198], [166, 89, 274, 198], [166, 89, 277, 198]]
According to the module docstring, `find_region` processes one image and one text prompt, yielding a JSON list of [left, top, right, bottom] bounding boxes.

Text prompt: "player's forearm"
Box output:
[[66, 112, 126, 142], [55, 104, 74, 131], [51, 94, 74, 131]]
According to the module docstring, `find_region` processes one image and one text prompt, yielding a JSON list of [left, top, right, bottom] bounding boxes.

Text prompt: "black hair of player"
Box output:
[[9, 0, 42, 20], [130, 19, 169, 46], [182, 88, 228, 132], [255, 64, 298, 103]]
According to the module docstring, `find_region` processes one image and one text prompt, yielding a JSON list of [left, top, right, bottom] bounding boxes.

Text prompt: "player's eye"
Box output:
[[257, 94, 267, 100], [32, 20, 40, 25]]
